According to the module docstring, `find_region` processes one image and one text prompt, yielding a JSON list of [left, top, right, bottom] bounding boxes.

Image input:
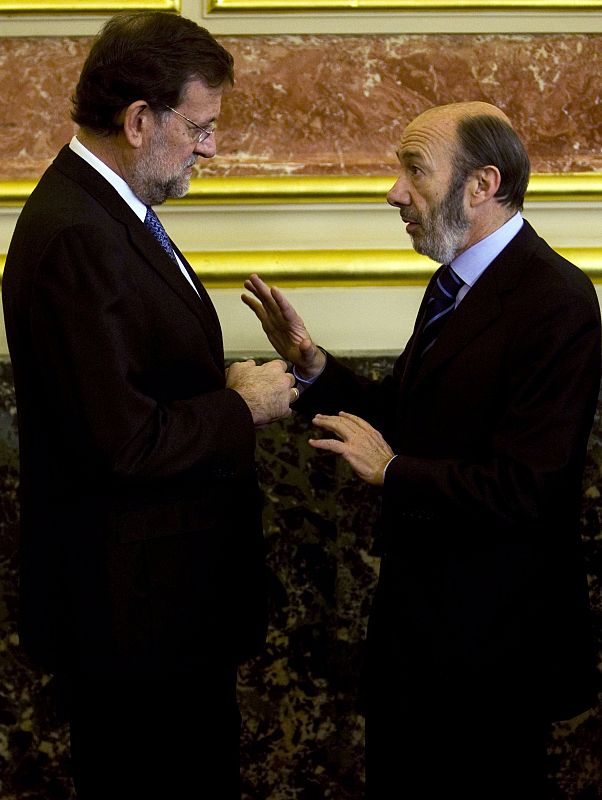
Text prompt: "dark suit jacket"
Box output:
[[2, 145, 266, 676], [297, 220, 601, 721]]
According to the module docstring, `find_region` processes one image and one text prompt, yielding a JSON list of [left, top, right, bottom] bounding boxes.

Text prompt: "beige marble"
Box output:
[[0, 33, 600, 181]]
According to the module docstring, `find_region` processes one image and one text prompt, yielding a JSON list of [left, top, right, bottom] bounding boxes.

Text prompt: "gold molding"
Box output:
[[0, 0, 178, 11], [182, 247, 602, 285], [1, 248, 600, 287], [206, 0, 602, 11], [1, 173, 601, 206]]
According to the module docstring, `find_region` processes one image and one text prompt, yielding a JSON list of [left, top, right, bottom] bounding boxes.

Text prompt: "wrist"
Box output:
[[295, 347, 327, 381]]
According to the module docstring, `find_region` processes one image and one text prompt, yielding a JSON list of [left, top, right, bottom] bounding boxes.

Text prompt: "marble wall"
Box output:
[[0, 34, 601, 182], [0, 356, 600, 799]]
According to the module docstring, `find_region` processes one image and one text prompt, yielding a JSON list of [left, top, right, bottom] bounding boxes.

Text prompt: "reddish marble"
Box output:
[[0, 33, 600, 181], [0, 37, 85, 180]]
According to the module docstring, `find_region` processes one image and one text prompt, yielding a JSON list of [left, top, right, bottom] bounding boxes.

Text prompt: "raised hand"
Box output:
[[241, 274, 326, 379], [309, 411, 395, 486], [226, 358, 297, 426]]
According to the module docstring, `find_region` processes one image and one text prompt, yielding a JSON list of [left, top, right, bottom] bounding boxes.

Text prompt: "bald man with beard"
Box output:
[[242, 102, 601, 798]]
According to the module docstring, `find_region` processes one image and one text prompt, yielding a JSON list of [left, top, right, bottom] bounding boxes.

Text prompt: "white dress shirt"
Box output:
[[451, 211, 524, 307], [69, 136, 200, 297]]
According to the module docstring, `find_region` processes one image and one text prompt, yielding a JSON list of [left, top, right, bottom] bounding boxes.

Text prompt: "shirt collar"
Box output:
[[69, 135, 147, 223], [451, 211, 523, 288]]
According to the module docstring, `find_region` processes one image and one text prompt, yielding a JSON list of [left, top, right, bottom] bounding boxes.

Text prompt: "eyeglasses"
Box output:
[[163, 104, 216, 144]]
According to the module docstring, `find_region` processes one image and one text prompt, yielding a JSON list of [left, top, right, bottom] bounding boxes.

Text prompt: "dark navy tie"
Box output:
[[419, 265, 464, 358], [145, 206, 176, 262]]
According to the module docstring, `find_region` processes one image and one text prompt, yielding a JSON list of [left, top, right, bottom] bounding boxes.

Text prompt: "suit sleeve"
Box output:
[[294, 351, 405, 445]]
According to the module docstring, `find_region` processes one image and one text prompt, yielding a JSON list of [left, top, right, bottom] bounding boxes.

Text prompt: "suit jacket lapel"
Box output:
[[53, 146, 223, 356], [170, 241, 221, 333], [401, 221, 539, 394], [170, 241, 225, 365]]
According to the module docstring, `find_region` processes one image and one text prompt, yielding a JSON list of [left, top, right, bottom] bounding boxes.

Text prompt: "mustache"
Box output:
[[402, 209, 422, 225]]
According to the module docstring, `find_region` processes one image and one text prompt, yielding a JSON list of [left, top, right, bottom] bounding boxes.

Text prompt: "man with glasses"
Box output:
[[2, 11, 296, 799]]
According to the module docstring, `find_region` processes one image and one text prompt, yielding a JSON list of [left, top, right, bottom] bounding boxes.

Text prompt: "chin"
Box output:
[[169, 178, 191, 200], [411, 237, 427, 255]]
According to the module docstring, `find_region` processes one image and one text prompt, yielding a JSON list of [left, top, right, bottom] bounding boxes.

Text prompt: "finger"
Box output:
[[315, 412, 369, 438], [313, 413, 339, 423], [337, 411, 375, 431], [271, 285, 301, 323], [242, 276, 260, 292], [247, 273, 271, 296], [240, 292, 265, 318], [264, 358, 288, 373], [241, 281, 259, 299], [228, 359, 255, 374], [247, 275, 282, 315], [311, 416, 351, 439], [242, 277, 284, 324], [308, 437, 346, 454], [314, 423, 352, 442]]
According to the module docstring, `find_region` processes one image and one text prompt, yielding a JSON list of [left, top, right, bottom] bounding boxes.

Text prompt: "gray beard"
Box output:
[[129, 126, 196, 206], [411, 181, 471, 264]]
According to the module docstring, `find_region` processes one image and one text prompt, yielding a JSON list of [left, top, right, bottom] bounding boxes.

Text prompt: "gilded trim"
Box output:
[[206, 0, 602, 11], [2, 248, 600, 287], [1, 173, 601, 206], [0, 0, 178, 11]]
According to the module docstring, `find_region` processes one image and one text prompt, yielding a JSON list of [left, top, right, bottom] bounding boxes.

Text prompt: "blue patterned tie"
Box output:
[[419, 265, 464, 358], [145, 206, 176, 261]]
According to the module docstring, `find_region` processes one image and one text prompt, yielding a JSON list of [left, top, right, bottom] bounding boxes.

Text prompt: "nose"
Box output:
[[195, 134, 217, 159], [387, 176, 410, 208]]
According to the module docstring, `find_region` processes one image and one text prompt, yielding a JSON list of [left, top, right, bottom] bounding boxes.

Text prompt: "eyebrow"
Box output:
[[189, 115, 217, 131], [398, 149, 426, 165]]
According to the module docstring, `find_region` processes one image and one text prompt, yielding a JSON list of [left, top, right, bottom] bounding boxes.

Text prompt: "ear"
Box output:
[[467, 165, 501, 207], [119, 100, 153, 149]]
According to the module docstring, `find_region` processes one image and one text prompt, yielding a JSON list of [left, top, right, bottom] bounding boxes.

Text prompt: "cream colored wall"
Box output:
[[2, 198, 600, 357], [3, 2, 602, 36]]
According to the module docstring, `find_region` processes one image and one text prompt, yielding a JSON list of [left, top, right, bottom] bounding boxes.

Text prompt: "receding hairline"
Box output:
[[416, 101, 512, 129]]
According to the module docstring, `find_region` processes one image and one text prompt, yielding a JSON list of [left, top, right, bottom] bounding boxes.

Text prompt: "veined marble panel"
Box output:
[[0, 33, 600, 181], [0, 356, 600, 797]]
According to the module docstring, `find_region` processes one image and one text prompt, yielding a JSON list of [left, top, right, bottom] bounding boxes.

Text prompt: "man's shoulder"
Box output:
[[6, 147, 133, 283], [21, 145, 133, 235], [31, 145, 101, 203], [505, 220, 591, 283], [503, 220, 599, 317]]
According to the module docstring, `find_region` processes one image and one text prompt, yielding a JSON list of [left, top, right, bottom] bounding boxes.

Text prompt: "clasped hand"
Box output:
[[226, 359, 296, 427]]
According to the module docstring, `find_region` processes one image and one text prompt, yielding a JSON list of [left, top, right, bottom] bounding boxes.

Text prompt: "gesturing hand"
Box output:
[[241, 274, 326, 379], [309, 411, 395, 486]]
